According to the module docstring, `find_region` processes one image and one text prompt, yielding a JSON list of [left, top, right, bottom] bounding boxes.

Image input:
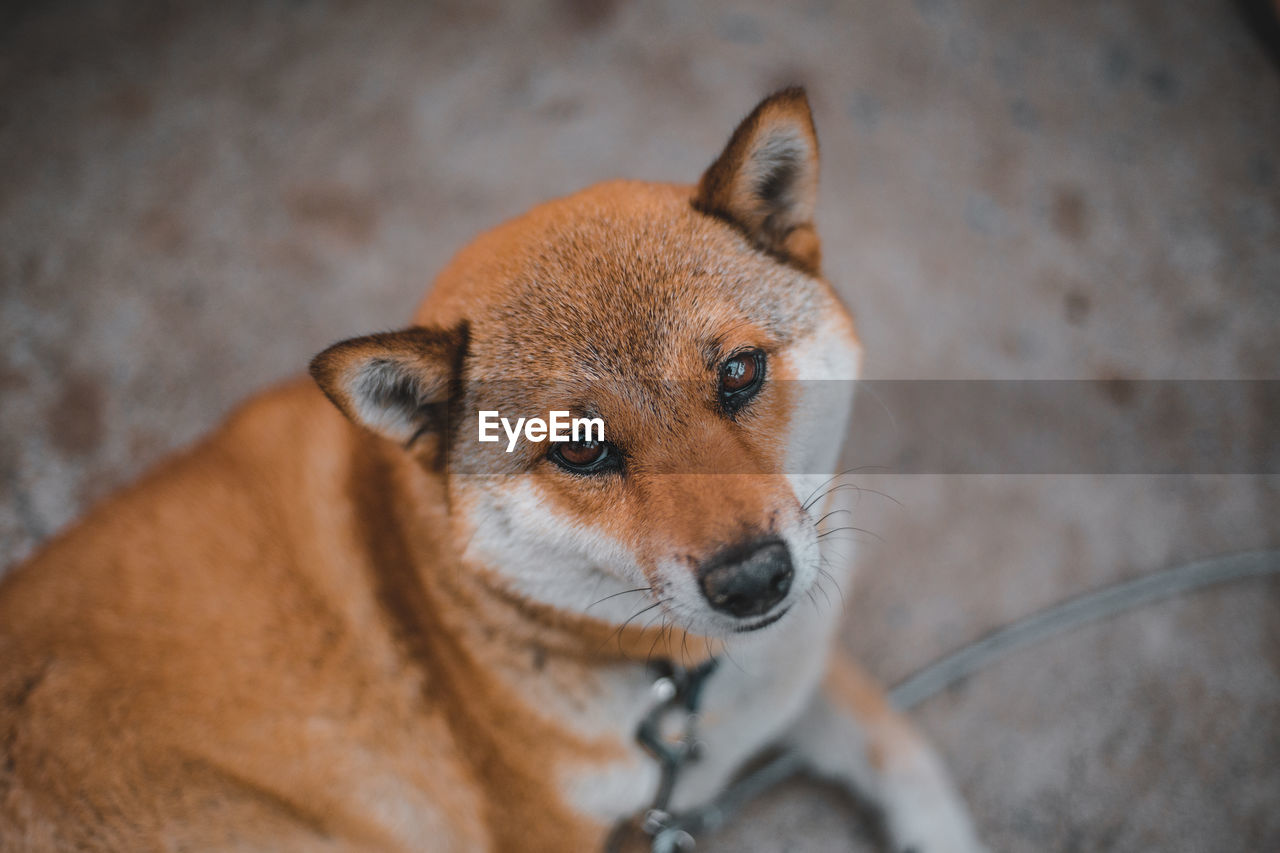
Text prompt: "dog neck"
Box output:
[[337, 425, 720, 850], [343, 425, 717, 677]]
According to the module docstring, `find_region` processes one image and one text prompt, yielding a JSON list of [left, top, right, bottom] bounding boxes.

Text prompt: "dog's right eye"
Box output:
[[549, 440, 621, 475], [718, 348, 766, 414]]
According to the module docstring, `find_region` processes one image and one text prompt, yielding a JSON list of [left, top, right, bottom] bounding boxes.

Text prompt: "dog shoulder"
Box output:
[[0, 379, 471, 850]]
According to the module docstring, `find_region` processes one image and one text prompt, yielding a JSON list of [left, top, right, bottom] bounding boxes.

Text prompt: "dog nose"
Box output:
[[698, 539, 793, 619]]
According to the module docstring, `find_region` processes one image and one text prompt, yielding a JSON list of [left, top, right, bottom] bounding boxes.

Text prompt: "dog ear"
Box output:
[[309, 324, 467, 446], [693, 87, 821, 274]]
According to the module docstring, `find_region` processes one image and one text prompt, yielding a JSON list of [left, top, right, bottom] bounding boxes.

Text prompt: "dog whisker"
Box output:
[[813, 507, 851, 529], [813, 574, 833, 611], [818, 566, 846, 608], [644, 611, 670, 666], [585, 586, 653, 611], [603, 599, 666, 657], [816, 524, 884, 545], [800, 467, 899, 513], [799, 467, 876, 511]]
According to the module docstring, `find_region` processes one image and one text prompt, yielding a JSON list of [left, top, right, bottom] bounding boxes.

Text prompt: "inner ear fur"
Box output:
[[693, 87, 822, 275], [309, 324, 468, 447]]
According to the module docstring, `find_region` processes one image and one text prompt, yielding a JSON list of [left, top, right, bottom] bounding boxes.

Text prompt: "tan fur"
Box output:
[[1, 90, 982, 852]]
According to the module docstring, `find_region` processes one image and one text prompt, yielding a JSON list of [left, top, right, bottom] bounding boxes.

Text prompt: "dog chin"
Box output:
[[677, 600, 796, 640], [734, 606, 793, 633]]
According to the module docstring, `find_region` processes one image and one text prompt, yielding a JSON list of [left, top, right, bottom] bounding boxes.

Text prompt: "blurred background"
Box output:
[[1, 1, 1277, 849]]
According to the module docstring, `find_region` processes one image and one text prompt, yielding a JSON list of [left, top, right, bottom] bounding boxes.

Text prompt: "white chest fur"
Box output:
[[557, 575, 848, 823]]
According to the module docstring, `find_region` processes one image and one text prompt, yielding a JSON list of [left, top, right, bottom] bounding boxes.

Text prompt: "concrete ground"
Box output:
[[2, 1, 1278, 850]]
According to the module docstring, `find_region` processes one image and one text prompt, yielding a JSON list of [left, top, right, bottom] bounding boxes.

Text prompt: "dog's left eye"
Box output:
[[549, 440, 620, 475], [719, 349, 766, 413]]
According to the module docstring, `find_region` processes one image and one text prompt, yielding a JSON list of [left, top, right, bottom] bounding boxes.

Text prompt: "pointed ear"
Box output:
[[693, 87, 821, 274], [309, 324, 467, 446]]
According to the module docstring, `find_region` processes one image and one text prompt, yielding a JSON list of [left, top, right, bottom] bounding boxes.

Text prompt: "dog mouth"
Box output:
[[733, 605, 792, 633]]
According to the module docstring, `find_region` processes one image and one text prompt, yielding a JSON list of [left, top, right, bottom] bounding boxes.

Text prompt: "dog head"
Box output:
[[312, 89, 861, 639]]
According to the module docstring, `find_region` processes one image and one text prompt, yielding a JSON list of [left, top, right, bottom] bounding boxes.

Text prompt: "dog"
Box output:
[[0, 89, 982, 852]]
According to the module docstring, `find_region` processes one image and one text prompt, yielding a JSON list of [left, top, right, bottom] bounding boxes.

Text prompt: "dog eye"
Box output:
[[719, 349, 766, 412], [549, 440, 620, 475]]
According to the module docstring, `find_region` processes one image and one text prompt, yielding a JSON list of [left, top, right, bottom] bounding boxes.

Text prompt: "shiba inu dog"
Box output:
[[0, 89, 982, 852]]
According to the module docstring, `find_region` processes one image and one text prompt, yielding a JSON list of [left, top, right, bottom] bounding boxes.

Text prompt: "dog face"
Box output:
[[312, 89, 861, 638]]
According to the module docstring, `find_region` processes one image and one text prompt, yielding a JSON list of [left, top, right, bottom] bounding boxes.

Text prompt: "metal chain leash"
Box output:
[[604, 658, 719, 853]]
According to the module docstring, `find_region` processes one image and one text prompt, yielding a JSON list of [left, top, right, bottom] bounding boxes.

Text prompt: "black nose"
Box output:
[[698, 539, 793, 619]]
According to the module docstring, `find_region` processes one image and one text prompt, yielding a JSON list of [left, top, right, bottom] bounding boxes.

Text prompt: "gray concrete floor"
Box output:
[[2, 1, 1278, 850]]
